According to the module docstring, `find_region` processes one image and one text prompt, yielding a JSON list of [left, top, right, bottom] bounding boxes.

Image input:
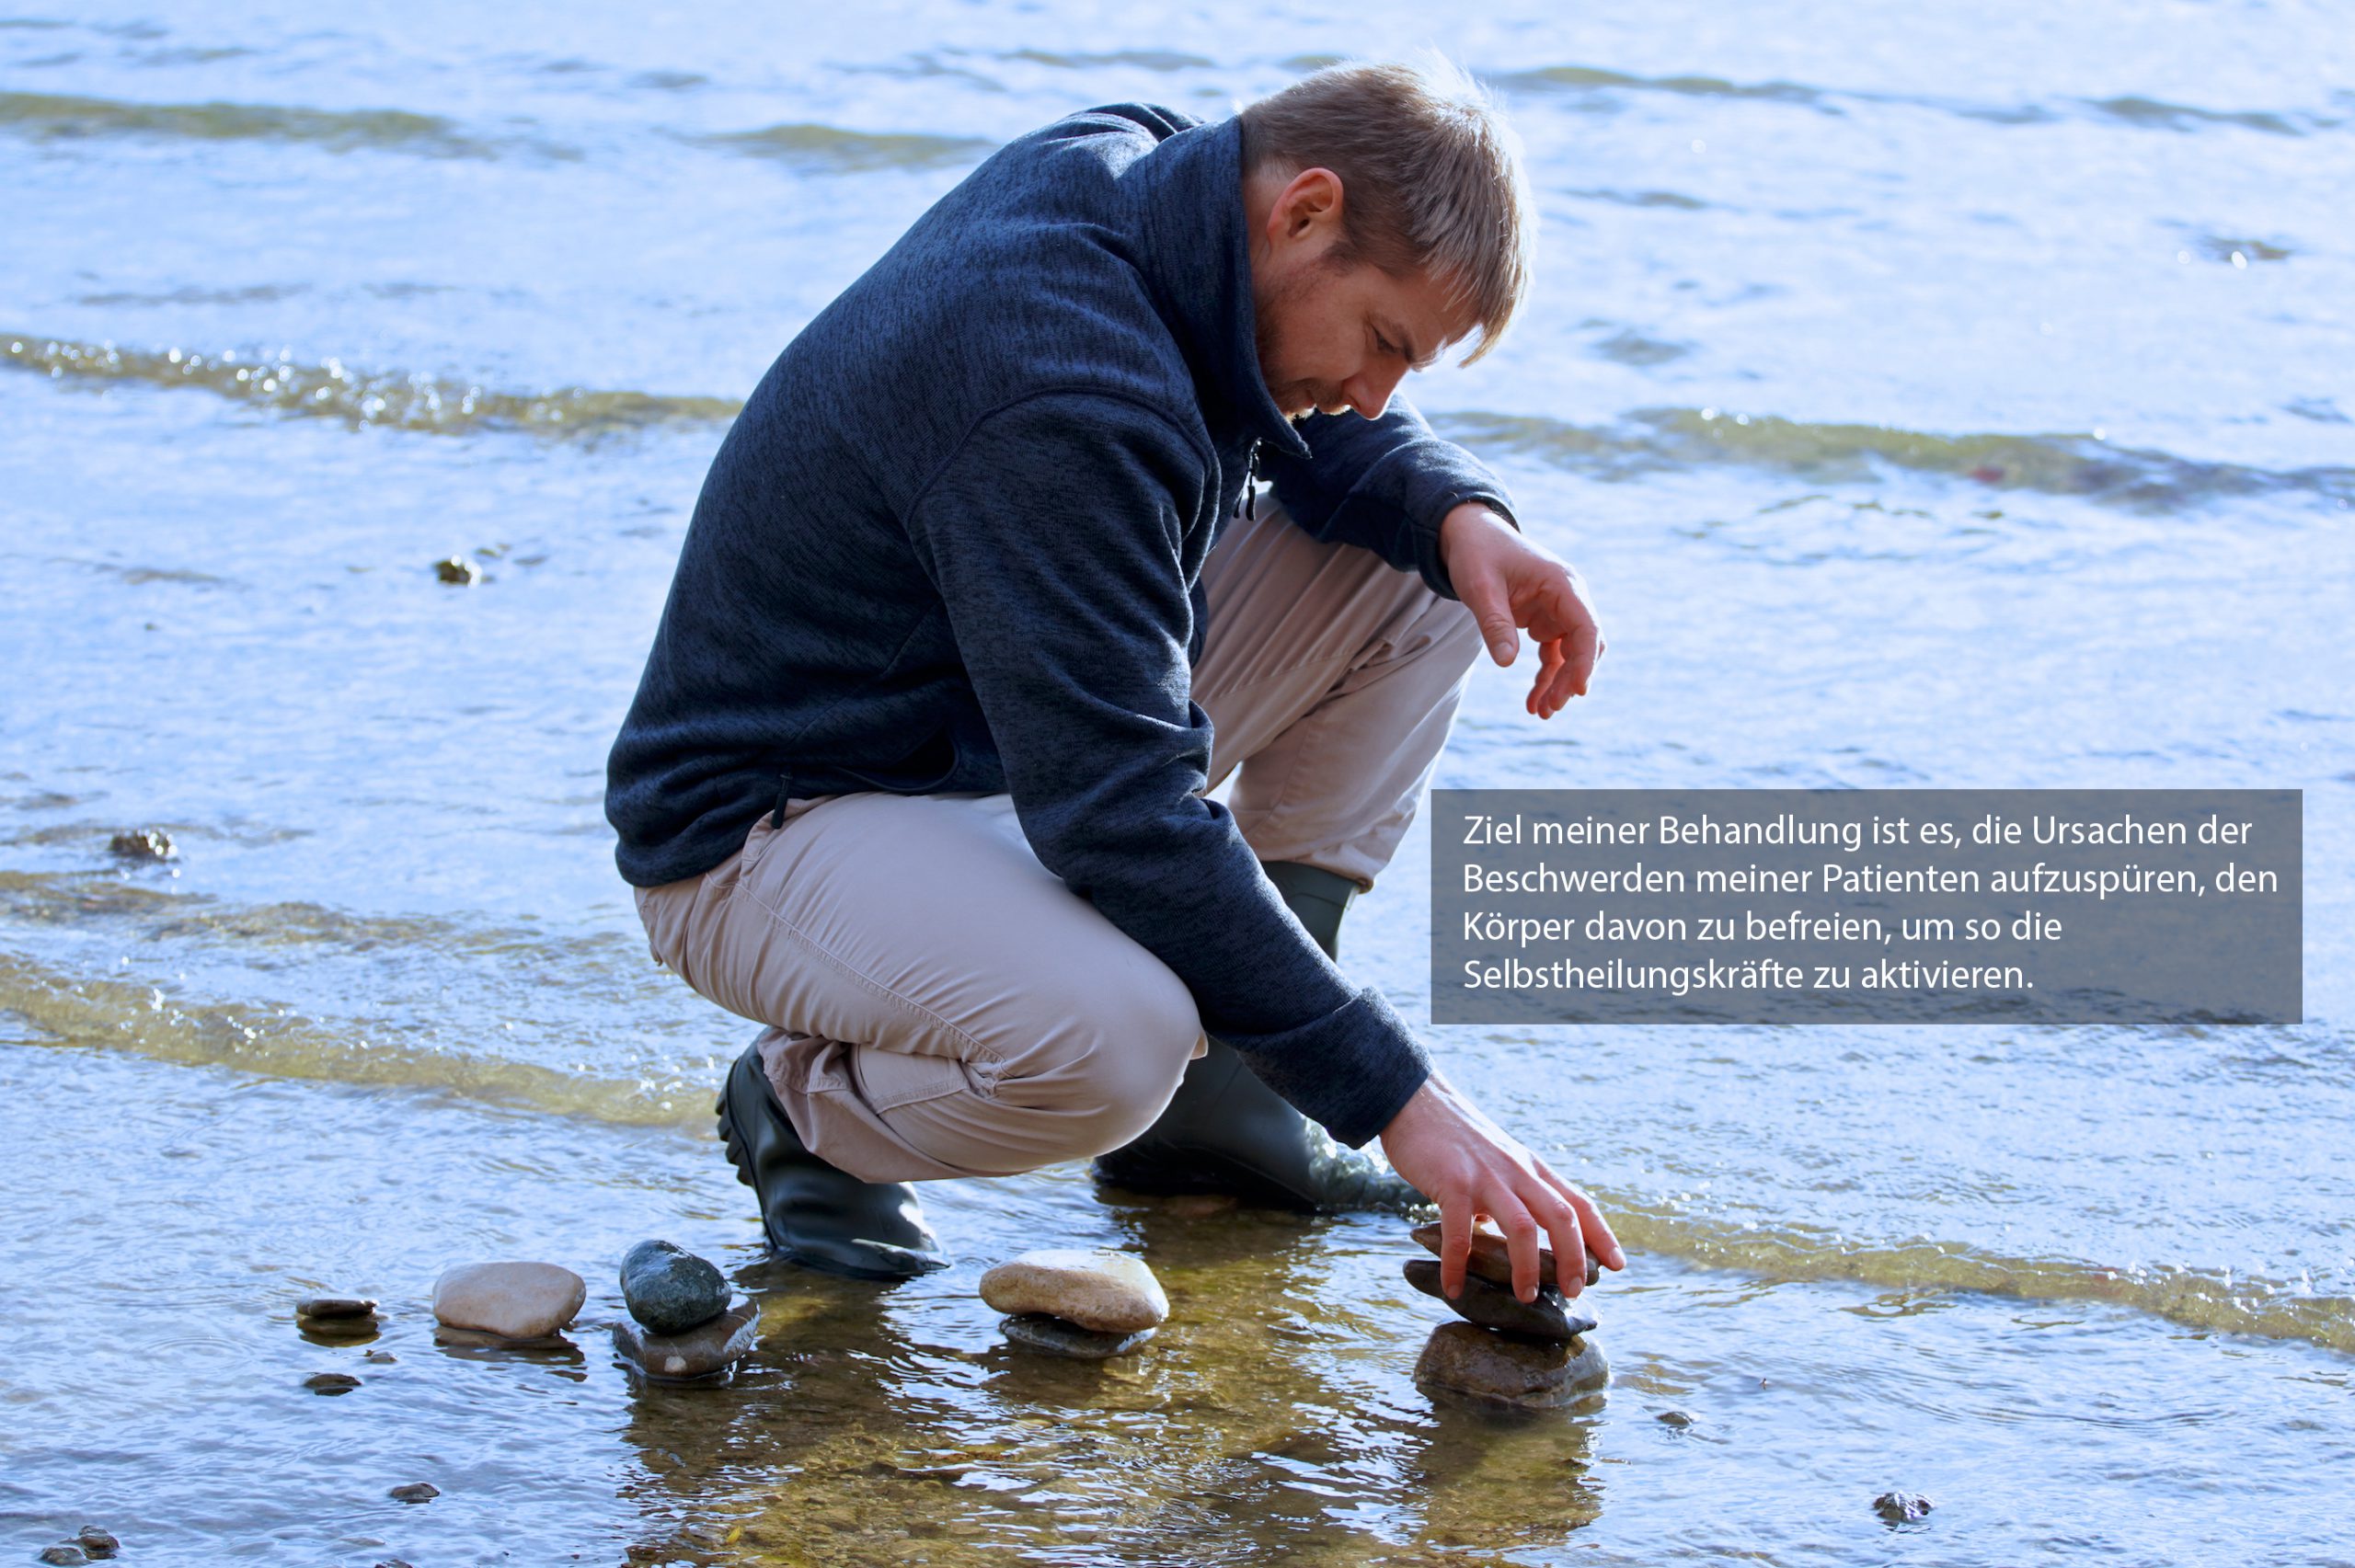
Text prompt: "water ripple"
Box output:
[[1445, 407, 2355, 511], [1609, 1197, 2355, 1356], [1498, 64, 2340, 138], [0, 945, 706, 1129], [0, 88, 514, 156], [4, 333, 737, 437], [684, 120, 994, 173]]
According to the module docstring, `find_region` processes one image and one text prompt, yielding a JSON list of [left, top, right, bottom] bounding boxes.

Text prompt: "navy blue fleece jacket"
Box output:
[[606, 102, 1519, 1146]]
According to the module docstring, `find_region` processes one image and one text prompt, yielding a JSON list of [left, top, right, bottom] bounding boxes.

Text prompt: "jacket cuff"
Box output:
[[1216, 985, 1432, 1147]]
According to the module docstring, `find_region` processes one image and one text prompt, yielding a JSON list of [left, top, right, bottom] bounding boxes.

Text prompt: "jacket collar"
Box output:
[[1131, 114, 1313, 460]]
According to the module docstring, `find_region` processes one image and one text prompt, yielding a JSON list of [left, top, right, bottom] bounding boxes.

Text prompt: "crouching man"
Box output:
[[606, 58, 1623, 1301]]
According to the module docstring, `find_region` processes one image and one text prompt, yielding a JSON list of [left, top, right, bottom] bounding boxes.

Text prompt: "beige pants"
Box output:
[[635, 497, 1483, 1183]]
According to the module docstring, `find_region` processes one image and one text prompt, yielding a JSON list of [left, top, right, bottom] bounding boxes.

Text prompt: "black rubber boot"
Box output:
[[716, 1037, 950, 1281], [1091, 861, 1429, 1214]]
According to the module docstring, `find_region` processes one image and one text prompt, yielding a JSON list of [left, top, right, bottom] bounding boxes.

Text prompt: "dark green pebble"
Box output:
[[620, 1239, 731, 1335]]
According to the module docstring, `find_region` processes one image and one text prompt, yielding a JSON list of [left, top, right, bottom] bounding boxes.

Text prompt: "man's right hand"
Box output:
[[1378, 1070, 1625, 1303]]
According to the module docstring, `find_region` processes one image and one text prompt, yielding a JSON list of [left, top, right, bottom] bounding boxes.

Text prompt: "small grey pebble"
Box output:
[[389, 1482, 440, 1504], [107, 828, 177, 861], [39, 1546, 87, 1566], [297, 1295, 378, 1320], [1873, 1491, 1934, 1523], [1657, 1410, 1694, 1428], [433, 555, 484, 585], [364, 1350, 397, 1364], [75, 1527, 120, 1560], [304, 1371, 362, 1395]]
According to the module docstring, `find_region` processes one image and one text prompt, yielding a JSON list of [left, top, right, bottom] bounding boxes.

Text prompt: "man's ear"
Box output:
[[1273, 166, 1345, 246]]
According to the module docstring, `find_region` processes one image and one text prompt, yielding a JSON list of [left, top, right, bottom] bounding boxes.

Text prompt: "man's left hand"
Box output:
[[1440, 503, 1605, 719]]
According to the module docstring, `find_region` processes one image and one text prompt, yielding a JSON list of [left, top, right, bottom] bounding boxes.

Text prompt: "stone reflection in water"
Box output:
[[296, 1316, 383, 1349], [428, 1327, 588, 1365], [605, 1198, 1614, 1563], [1402, 1397, 1605, 1559]]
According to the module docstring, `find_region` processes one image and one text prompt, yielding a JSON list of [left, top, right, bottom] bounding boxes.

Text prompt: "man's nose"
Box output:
[[1345, 363, 1407, 419]]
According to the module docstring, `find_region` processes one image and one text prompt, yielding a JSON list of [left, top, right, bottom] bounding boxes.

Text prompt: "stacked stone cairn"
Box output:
[[614, 1240, 760, 1380], [294, 1293, 380, 1342], [979, 1248, 1168, 1359], [1405, 1219, 1609, 1411]]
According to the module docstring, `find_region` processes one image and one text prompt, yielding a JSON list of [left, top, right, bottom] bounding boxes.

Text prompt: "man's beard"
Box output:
[[1252, 260, 1343, 420]]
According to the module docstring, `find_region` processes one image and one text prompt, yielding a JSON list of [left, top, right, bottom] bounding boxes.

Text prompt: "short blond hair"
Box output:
[[1237, 54, 1536, 364]]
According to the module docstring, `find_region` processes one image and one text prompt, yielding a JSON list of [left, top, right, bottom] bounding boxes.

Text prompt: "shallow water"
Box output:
[[4, 4, 2351, 1563]]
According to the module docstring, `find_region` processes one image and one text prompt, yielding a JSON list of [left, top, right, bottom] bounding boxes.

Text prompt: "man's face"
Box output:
[[1247, 169, 1472, 422]]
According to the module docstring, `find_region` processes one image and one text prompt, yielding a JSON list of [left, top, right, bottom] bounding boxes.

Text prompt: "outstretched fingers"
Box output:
[[1534, 1159, 1626, 1274], [1510, 1178, 1585, 1299]]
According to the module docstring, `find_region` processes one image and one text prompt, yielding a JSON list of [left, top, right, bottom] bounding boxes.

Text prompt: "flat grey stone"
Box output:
[[614, 1297, 759, 1380], [620, 1239, 730, 1335], [1412, 1322, 1609, 1412], [38, 1546, 87, 1565], [75, 1528, 119, 1561], [1404, 1258, 1597, 1340], [388, 1482, 439, 1504], [999, 1313, 1155, 1359], [303, 1372, 362, 1395], [296, 1296, 377, 1320]]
